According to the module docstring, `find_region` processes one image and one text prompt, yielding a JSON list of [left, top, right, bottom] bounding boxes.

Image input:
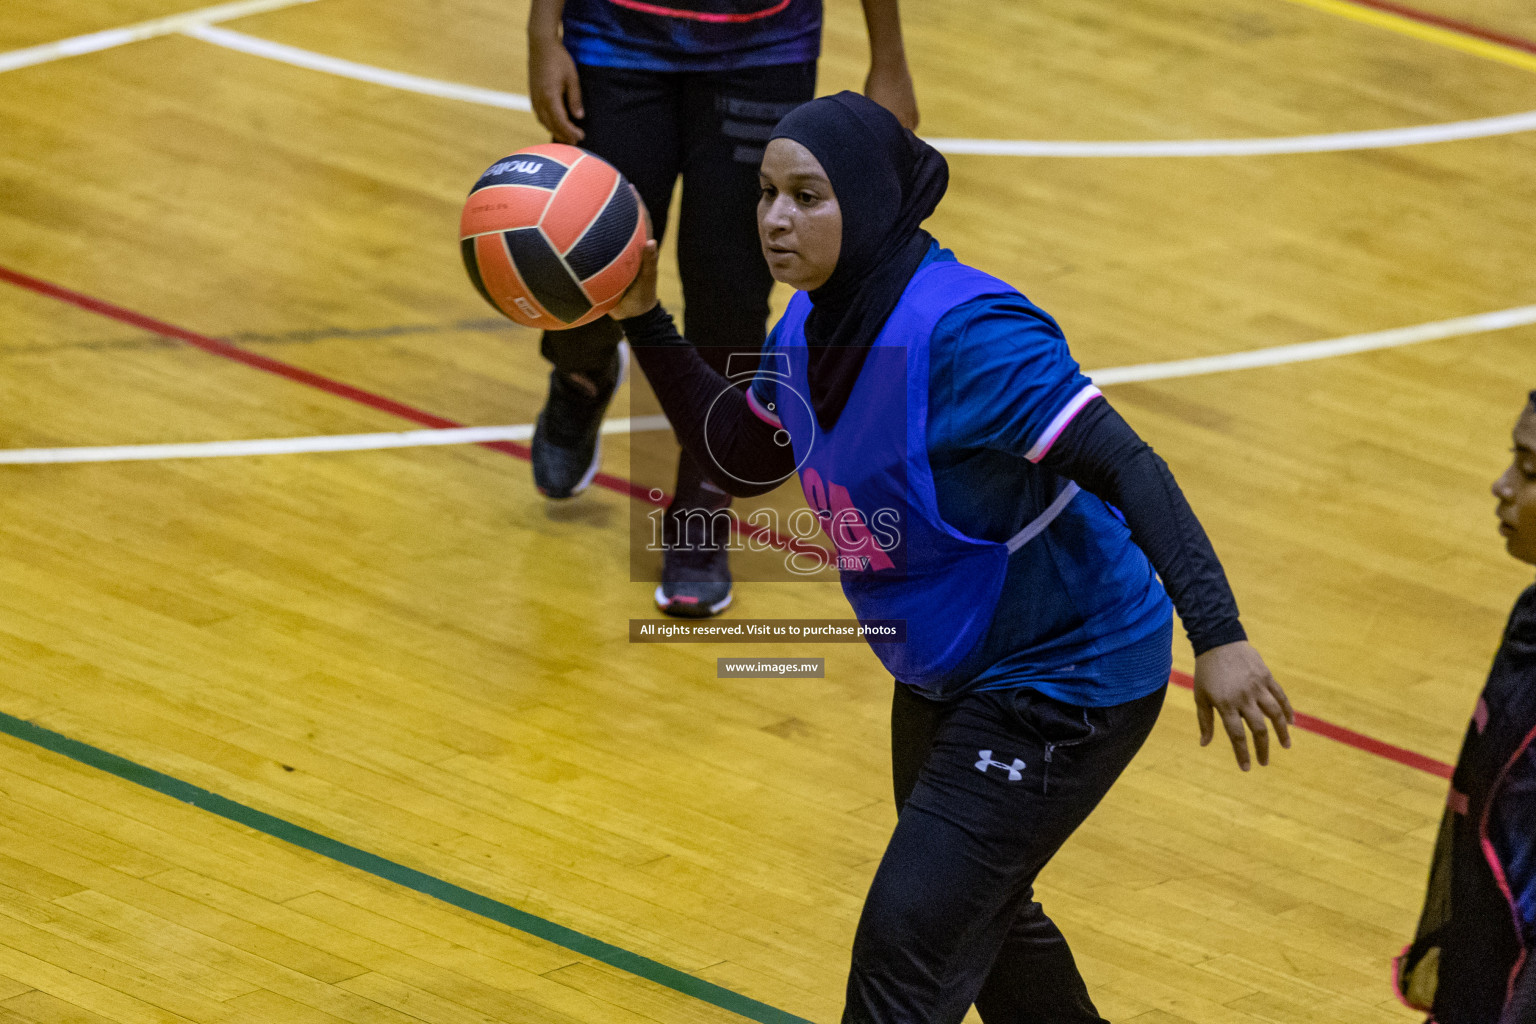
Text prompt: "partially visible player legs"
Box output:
[[653, 62, 816, 614], [843, 683, 1166, 1024], [532, 66, 682, 498], [532, 322, 628, 498]]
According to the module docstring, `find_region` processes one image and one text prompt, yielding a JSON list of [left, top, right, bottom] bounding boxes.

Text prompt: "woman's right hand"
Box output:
[[608, 240, 660, 321], [528, 36, 585, 143]]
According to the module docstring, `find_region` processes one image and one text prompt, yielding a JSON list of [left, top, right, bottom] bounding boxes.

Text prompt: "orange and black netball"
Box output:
[[459, 143, 648, 330]]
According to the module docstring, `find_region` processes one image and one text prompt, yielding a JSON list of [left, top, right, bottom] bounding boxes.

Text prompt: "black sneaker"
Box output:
[[531, 343, 628, 498], [656, 493, 734, 617], [655, 542, 734, 618]]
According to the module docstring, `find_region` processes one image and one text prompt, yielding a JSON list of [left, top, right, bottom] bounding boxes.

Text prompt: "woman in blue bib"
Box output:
[[612, 92, 1295, 1024]]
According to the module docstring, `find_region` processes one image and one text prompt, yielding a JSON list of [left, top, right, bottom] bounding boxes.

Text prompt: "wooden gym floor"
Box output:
[[1, 0, 1533, 1021]]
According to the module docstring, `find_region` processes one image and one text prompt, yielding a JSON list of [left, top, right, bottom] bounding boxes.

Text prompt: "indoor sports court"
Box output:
[[1, 0, 1532, 1020]]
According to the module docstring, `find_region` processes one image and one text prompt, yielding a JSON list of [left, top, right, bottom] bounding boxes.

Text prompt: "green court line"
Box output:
[[0, 709, 814, 1024]]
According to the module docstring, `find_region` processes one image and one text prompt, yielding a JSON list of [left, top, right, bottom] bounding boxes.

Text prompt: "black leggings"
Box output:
[[843, 683, 1167, 1024], [543, 62, 815, 505]]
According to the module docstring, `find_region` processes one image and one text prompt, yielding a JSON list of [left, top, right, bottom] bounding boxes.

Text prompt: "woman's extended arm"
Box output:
[[1041, 399, 1294, 769], [618, 304, 796, 498], [1041, 399, 1243, 655]]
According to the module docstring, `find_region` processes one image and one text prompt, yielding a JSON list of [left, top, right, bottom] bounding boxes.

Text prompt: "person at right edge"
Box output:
[[609, 92, 1294, 1022], [1397, 391, 1536, 1024], [524, 0, 917, 618]]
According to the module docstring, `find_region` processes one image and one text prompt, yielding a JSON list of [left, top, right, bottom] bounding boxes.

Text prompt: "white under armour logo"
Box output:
[[975, 749, 1026, 781]]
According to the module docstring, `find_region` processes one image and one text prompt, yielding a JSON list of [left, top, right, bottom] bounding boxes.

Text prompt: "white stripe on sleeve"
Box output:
[[1024, 384, 1102, 463]]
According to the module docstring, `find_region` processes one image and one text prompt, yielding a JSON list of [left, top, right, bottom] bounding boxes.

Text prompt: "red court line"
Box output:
[[0, 264, 655, 500], [1, 264, 1456, 780], [1339, 0, 1536, 56], [1170, 671, 1454, 778]]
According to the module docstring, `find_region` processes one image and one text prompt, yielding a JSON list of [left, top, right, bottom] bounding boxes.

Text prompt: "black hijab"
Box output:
[[769, 91, 949, 430]]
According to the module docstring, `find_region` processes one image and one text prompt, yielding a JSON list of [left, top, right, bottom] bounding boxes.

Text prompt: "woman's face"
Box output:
[[1493, 402, 1536, 565], [757, 138, 842, 291]]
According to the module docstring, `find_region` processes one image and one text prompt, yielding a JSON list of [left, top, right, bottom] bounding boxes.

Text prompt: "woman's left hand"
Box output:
[[864, 58, 919, 130], [1193, 641, 1294, 771], [608, 239, 659, 321]]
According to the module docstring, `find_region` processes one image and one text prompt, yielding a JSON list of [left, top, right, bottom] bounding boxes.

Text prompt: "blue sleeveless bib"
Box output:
[[776, 261, 1082, 689]]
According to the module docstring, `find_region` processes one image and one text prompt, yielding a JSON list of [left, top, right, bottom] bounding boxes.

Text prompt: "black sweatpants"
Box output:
[[545, 62, 815, 506], [843, 682, 1167, 1024]]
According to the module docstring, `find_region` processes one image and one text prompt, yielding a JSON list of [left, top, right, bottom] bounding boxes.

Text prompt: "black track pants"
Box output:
[[843, 683, 1167, 1024]]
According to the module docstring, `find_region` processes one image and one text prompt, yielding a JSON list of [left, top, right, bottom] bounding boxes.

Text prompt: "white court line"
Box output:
[[177, 29, 1536, 155], [1087, 303, 1536, 384], [924, 109, 1536, 156], [2, 306, 1531, 466], [7, 16, 1533, 153], [0, 0, 319, 74], [184, 25, 531, 111], [0, 416, 670, 465]]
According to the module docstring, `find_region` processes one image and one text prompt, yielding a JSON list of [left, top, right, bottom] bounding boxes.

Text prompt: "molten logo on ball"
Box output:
[[459, 143, 649, 330]]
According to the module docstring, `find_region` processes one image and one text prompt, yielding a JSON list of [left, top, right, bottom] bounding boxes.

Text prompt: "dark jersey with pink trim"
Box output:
[[561, 0, 821, 71], [1398, 584, 1536, 1022]]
